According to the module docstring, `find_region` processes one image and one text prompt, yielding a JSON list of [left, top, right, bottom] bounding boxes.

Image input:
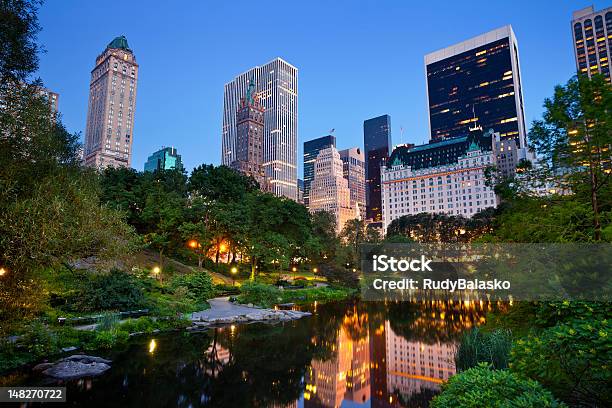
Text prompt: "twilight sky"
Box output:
[[36, 0, 605, 176]]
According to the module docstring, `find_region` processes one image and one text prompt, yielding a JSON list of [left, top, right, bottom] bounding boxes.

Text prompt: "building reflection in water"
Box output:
[[303, 299, 491, 408]]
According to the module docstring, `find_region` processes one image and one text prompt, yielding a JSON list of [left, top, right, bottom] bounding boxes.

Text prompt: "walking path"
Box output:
[[191, 297, 261, 320]]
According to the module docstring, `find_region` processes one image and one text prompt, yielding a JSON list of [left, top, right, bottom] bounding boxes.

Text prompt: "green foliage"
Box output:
[[98, 312, 120, 331], [73, 270, 146, 312], [21, 321, 57, 358], [318, 263, 359, 289], [386, 211, 494, 243], [455, 327, 512, 371], [170, 272, 214, 302], [0, 0, 42, 84], [119, 316, 156, 334], [431, 364, 565, 408], [237, 281, 282, 308], [87, 328, 129, 351], [510, 302, 611, 407], [188, 164, 259, 201]]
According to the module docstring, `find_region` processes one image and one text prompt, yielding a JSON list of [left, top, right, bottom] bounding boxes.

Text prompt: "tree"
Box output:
[[529, 74, 612, 241], [0, 0, 41, 85], [310, 210, 339, 262], [188, 164, 258, 201]]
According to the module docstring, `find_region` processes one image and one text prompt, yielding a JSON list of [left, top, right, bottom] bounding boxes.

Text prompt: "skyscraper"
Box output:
[[364, 115, 392, 223], [425, 26, 526, 147], [571, 6, 612, 82], [303, 135, 336, 207], [84, 36, 138, 169], [309, 146, 357, 233], [222, 58, 298, 200], [36, 87, 59, 115], [144, 147, 183, 172], [339, 147, 366, 218], [230, 79, 269, 191]]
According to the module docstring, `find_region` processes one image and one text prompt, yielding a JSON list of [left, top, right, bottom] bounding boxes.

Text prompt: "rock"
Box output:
[[33, 362, 54, 372], [43, 360, 110, 380], [61, 346, 78, 353], [59, 355, 111, 364]]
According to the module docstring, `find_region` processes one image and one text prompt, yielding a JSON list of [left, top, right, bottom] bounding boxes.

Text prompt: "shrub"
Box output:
[[87, 328, 129, 350], [430, 364, 565, 408], [73, 269, 146, 312], [318, 263, 359, 288], [455, 327, 512, 371], [22, 321, 58, 358], [170, 272, 214, 301], [120, 316, 156, 334], [510, 318, 611, 407], [237, 281, 282, 308]]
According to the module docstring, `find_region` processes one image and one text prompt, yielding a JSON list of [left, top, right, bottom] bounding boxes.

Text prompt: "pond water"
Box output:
[[3, 299, 499, 407]]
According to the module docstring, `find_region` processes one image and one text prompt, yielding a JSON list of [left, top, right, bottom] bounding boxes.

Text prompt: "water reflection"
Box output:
[[6, 300, 499, 408]]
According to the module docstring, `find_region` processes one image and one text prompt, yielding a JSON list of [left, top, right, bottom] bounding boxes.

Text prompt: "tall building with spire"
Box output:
[[84, 36, 138, 169], [230, 79, 269, 191], [222, 58, 298, 200]]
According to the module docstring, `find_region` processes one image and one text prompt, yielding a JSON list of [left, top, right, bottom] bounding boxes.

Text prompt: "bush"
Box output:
[[170, 272, 214, 301], [510, 319, 611, 407], [73, 269, 146, 312], [318, 263, 359, 288], [86, 328, 129, 350], [455, 327, 512, 371], [430, 364, 565, 408], [236, 281, 282, 308], [120, 316, 156, 334], [22, 321, 58, 358]]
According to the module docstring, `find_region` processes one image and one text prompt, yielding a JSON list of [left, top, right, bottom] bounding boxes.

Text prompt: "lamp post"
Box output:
[[230, 266, 238, 286]]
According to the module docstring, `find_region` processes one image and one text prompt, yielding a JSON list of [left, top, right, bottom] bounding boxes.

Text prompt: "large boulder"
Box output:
[[41, 355, 112, 380]]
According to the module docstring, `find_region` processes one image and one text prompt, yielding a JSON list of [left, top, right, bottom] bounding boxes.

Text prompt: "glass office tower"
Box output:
[[303, 135, 336, 208], [425, 26, 526, 148], [144, 147, 183, 172], [363, 115, 392, 223], [571, 6, 612, 82]]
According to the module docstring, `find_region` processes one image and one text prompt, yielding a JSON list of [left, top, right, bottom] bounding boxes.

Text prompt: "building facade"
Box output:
[[222, 58, 298, 200], [309, 146, 357, 233], [229, 79, 269, 191], [37, 87, 59, 115], [425, 26, 526, 148], [144, 147, 183, 172], [303, 135, 336, 207], [84, 36, 138, 169], [339, 147, 366, 218], [381, 127, 501, 231], [571, 6, 612, 82], [297, 179, 304, 204], [364, 115, 392, 223]]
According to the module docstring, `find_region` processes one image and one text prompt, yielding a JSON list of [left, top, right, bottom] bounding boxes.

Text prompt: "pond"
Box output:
[[2, 299, 499, 407]]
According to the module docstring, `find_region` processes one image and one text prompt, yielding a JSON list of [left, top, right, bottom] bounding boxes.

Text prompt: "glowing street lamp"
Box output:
[[312, 267, 318, 273], [0, 267, 6, 277], [188, 239, 199, 249], [231, 266, 238, 286]]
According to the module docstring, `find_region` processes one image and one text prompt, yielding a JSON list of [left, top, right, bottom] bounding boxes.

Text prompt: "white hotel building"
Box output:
[[222, 58, 298, 200], [381, 127, 527, 231]]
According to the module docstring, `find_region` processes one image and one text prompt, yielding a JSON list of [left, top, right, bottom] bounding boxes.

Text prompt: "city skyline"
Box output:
[[34, 1, 604, 175]]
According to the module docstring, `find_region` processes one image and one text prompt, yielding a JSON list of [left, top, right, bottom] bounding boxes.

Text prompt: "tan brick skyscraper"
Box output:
[[84, 36, 138, 168]]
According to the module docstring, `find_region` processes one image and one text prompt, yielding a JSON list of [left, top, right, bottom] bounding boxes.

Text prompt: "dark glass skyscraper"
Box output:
[[425, 26, 526, 147], [303, 135, 336, 207], [364, 115, 392, 222]]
